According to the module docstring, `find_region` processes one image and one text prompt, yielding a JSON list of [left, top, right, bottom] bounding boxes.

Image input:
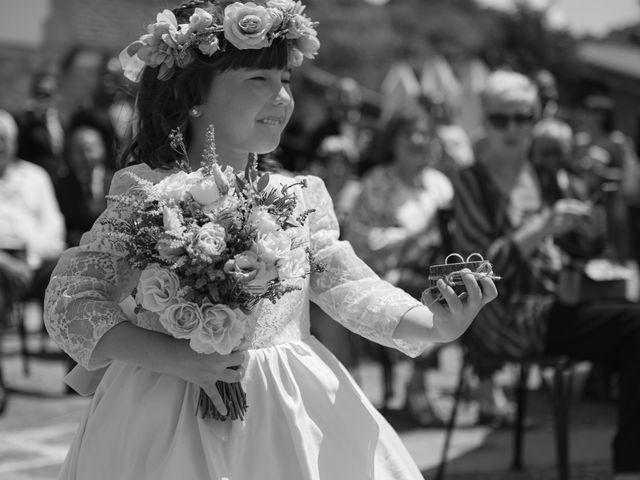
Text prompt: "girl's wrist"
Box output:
[[394, 305, 435, 343]]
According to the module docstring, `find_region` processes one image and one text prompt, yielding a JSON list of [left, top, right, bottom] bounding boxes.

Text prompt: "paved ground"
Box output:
[[0, 324, 618, 480]]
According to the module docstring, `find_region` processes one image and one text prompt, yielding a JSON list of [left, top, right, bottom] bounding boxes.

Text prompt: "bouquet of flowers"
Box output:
[[104, 126, 322, 421]]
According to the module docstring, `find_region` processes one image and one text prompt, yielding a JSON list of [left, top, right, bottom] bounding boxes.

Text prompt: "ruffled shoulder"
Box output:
[[293, 174, 338, 231], [108, 163, 175, 195]]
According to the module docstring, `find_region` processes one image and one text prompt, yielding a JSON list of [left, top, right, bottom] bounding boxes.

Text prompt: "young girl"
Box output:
[[44, 2, 497, 478]]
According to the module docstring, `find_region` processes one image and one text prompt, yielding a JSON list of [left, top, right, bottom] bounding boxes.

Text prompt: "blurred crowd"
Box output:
[[1, 59, 640, 452], [279, 66, 640, 438], [0, 59, 135, 413]]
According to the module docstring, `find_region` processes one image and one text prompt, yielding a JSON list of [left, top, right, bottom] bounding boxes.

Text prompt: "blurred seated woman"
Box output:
[[343, 109, 454, 424], [530, 118, 605, 260]]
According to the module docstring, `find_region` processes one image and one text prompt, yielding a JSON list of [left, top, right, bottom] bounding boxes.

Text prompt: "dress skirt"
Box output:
[[59, 337, 424, 480]]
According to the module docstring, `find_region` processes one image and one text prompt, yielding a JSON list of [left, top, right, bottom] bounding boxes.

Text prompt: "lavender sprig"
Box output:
[[201, 124, 219, 176]]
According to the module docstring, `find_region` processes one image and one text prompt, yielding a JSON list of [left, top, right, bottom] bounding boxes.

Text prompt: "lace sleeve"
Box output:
[[44, 169, 141, 370], [302, 175, 430, 358]]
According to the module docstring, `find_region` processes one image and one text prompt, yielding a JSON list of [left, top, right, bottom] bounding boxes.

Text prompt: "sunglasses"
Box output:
[[486, 113, 535, 129]]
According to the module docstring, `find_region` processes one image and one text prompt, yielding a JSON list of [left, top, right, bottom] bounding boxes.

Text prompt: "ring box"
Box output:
[[428, 253, 486, 296]]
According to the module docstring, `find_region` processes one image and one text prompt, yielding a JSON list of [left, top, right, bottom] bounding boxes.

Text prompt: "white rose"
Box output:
[[189, 303, 246, 354], [159, 301, 202, 339], [192, 222, 227, 258], [251, 230, 290, 264], [155, 171, 189, 202], [223, 2, 274, 50], [277, 247, 308, 280], [248, 208, 279, 234], [137, 264, 181, 312], [224, 250, 278, 294], [188, 178, 222, 206]]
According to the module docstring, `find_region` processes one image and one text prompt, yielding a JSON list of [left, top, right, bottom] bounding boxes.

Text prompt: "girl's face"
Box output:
[[200, 67, 294, 156]]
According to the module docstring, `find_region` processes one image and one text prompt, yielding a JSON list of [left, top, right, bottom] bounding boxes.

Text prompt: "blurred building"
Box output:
[[577, 39, 640, 150], [0, 0, 166, 120], [0, 43, 42, 113]]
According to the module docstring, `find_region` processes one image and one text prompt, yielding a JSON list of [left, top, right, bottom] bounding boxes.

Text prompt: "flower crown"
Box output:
[[119, 0, 320, 83]]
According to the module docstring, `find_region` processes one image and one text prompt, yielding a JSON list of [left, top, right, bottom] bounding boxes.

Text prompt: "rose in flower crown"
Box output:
[[120, 0, 320, 83]]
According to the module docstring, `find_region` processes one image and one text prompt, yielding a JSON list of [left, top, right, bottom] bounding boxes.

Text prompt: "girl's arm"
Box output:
[[93, 322, 244, 415], [303, 175, 496, 358]]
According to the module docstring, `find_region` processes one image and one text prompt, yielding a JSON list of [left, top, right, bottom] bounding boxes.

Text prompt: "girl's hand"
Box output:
[[168, 344, 246, 417], [421, 269, 498, 342]]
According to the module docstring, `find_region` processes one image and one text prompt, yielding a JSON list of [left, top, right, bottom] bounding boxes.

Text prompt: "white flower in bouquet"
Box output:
[[188, 177, 223, 206], [137, 265, 181, 312], [190, 302, 246, 355], [251, 230, 290, 264], [155, 170, 191, 202], [104, 124, 326, 422], [210, 163, 231, 195], [224, 250, 278, 295], [247, 207, 279, 234], [192, 222, 227, 259], [162, 205, 184, 232], [277, 247, 308, 280], [160, 301, 202, 339]]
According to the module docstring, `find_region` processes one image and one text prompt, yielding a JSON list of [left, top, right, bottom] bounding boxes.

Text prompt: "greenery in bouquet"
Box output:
[[103, 126, 324, 421]]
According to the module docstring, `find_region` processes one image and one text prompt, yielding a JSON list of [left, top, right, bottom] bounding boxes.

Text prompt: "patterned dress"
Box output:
[[44, 163, 429, 480]]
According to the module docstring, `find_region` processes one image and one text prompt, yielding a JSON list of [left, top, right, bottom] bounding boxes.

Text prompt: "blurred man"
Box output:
[[0, 109, 66, 414], [15, 71, 66, 182]]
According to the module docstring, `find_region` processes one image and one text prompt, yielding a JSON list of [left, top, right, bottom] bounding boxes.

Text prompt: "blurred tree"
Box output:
[[305, 0, 578, 94]]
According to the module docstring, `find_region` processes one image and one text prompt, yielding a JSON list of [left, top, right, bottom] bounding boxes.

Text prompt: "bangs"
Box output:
[[215, 38, 290, 72]]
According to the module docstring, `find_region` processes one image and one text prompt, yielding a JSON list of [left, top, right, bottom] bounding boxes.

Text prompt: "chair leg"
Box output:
[[511, 362, 530, 471], [434, 356, 468, 480], [543, 362, 573, 480], [0, 347, 7, 415], [15, 303, 30, 376]]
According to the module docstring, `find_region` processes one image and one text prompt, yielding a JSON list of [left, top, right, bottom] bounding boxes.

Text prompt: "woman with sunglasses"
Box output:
[[454, 69, 640, 480]]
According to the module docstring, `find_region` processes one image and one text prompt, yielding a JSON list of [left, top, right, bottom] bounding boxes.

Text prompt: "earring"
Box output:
[[189, 105, 203, 118]]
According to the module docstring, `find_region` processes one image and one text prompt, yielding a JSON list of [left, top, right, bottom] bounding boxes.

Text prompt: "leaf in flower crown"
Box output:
[[249, 165, 258, 183], [235, 175, 247, 192], [256, 173, 270, 192], [244, 156, 255, 183]]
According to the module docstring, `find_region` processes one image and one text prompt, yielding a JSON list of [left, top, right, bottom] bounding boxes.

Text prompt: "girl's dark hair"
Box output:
[[120, 0, 289, 171]]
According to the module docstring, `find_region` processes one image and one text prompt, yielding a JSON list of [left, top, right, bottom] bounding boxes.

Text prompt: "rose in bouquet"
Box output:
[[104, 127, 322, 421]]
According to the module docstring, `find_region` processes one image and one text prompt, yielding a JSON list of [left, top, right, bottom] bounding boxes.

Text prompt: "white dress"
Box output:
[[44, 163, 430, 480]]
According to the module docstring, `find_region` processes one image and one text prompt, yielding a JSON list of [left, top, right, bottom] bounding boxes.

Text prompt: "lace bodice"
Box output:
[[44, 163, 428, 371]]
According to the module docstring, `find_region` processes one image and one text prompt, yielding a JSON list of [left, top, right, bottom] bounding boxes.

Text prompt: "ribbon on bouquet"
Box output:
[[421, 253, 501, 306]]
